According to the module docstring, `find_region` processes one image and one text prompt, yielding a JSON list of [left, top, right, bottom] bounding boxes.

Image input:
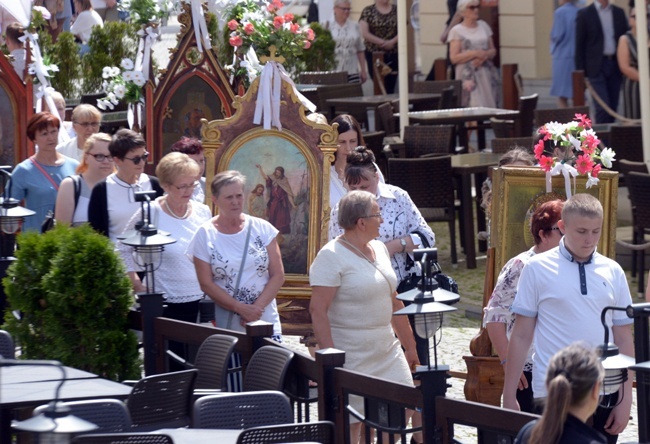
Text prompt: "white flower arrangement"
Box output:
[[97, 58, 145, 110]]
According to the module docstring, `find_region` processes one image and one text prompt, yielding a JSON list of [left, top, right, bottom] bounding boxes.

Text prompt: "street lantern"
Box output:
[[596, 306, 635, 404], [6, 359, 98, 443]]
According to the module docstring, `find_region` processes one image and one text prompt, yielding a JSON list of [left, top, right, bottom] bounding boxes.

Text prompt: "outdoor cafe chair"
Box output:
[[387, 156, 458, 264], [513, 93, 538, 137], [299, 71, 348, 85], [34, 399, 132, 434], [166, 334, 238, 392], [402, 124, 455, 157], [490, 136, 535, 154], [72, 433, 173, 444], [0, 330, 14, 359], [192, 390, 293, 429], [625, 172, 650, 295], [126, 369, 198, 431], [533, 105, 589, 131], [412, 79, 462, 108], [236, 420, 336, 444], [243, 346, 294, 392]]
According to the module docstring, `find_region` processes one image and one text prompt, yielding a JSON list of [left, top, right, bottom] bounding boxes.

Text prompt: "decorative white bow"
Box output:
[[547, 162, 578, 198], [253, 62, 316, 130], [187, 0, 212, 52]]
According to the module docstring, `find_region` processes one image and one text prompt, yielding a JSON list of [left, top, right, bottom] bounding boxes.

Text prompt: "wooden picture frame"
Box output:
[[490, 166, 619, 284], [201, 77, 338, 336], [0, 51, 33, 165]]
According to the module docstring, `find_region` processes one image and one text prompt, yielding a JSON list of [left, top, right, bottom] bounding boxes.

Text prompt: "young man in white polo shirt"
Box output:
[[502, 193, 634, 443]]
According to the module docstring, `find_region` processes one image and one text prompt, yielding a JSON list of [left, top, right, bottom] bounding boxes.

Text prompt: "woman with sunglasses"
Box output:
[[448, 0, 499, 109], [88, 129, 163, 242], [55, 132, 114, 226]]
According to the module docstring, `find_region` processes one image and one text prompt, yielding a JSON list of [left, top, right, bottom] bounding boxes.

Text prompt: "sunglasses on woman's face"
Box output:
[[86, 153, 113, 162], [123, 152, 150, 165]]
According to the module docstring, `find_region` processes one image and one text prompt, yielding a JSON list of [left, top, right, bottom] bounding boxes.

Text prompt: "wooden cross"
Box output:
[[260, 45, 286, 64]]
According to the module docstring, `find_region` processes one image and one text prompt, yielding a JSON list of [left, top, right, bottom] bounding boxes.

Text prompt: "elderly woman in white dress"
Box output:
[[327, 0, 368, 83], [311, 190, 418, 444]]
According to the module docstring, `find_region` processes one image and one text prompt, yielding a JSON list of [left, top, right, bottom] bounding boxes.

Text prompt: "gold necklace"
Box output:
[[163, 198, 190, 219], [339, 236, 375, 263]]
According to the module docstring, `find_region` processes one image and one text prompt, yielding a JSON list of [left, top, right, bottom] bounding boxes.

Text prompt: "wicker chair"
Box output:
[[362, 130, 388, 177], [609, 125, 644, 169], [126, 369, 198, 431], [236, 421, 336, 444], [166, 333, 238, 392], [617, 160, 649, 279], [243, 346, 294, 392], [193, 391, 293, 429], [626, 172, 650, 294], [376, 102, 399, 137], [490, 117, 515, 138], [0, 330, 14, 359], [402, 125, 455, 158], [412, 80, 462, 108], [316, 83, 364, 121], [491, 137, 535, 154], [388, 156, 457, 264], [513, 93, 538, 137], [438, 85, 456, 110], [72, 434, 173, 444], [34, 400, 132, 434], [299, 71, 348, 85], [533, 106, 590, 130]]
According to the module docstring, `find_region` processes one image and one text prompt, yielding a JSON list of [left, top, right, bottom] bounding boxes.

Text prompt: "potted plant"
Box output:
[[2, 225, 140, 381]]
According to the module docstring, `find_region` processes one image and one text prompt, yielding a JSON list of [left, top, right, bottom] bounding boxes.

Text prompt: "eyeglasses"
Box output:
[[545, 226, 561, 232], [172, 180, 199, 191], [336, 6, 351, 11], [467, 4, 480, 10], [361, 213, 382, 219], [86, 153, 113, 162], [74, 121, 101, 128], [123, 152, 149, 165]]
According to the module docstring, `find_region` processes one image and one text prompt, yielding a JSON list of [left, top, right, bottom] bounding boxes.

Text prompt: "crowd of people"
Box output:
[[3, 2, 648, 442]]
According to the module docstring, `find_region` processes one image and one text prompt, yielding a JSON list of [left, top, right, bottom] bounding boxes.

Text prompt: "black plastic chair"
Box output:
[[388, 156, 457, 264], [72, 433, 173, 444], [34, 399, 132, 434], [126, 369, 198, 431], [0, 330, 15, 359], [243, 346, 294, 392], [236, 420, 336, 444], [166, 334, 238, 392], [193, 390, 293, 429]]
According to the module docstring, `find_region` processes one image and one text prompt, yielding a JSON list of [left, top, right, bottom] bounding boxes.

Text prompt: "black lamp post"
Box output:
[[393, 248, 459, 443], [119, 191, 175, 375], [2, 359, 97, 443], [623, 302, 650, 442], [0, 167, 35, 314]]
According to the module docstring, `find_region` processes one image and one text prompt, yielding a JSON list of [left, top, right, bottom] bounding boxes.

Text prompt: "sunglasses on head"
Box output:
[[124, 152, 149, 165]]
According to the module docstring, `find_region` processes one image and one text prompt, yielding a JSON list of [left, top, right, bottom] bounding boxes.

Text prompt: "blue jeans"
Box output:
[[588, 57, 622, 124]]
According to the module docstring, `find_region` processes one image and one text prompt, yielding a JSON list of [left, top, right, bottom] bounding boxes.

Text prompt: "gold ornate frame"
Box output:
[[201, 76, 338, 336], [490, 166, 618, 283]]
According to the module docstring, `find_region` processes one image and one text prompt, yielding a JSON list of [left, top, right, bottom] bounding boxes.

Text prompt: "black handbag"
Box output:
[[396, 231, 458, 294], [41, 210, 55, 233]]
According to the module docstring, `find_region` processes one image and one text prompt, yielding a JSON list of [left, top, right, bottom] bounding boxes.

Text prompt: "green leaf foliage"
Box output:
[[3, 224, 140, 381], [49, 32, 82, 99], [81, 21, 139, 94], [298, 22, 336, 72]]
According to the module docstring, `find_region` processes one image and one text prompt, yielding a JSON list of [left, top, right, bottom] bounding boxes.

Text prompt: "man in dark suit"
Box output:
[[575, 0, 628, 123]]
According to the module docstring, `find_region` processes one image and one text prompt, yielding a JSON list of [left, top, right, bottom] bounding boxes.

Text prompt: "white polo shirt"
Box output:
[[511, 238, 633, 398]]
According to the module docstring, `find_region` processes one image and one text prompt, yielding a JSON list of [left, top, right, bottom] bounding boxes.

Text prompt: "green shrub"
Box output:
[[3, 224, 140, 381], [81, 21, 139, 94], [50, 31, 82, 99], [298, 22, 336, 72]]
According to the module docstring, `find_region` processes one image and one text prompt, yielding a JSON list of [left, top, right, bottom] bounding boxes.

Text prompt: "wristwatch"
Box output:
[[399, 238, 407, 253]]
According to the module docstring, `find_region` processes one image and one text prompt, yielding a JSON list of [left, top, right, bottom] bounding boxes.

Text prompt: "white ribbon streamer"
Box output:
[[252, 61, 317, 130], [550, 162, 578, 198], [189, 0, 212, 53], [22, 32, 69, 142], [136, 25, 158, 81]]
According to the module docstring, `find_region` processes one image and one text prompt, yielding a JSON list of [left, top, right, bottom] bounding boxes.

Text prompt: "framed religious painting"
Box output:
[[0, 52, 33, 164], [201, 76, 338, 337], [490, 166, 618, 284]]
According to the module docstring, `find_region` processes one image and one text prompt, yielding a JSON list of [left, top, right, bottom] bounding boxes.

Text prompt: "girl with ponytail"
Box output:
[[515, 343, 606, 444]]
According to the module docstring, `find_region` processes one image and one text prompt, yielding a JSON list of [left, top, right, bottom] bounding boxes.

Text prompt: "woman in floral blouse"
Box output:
[[328, 0, 368, 84], [328, 146, 435, 286], [483, 199, 564, 413]]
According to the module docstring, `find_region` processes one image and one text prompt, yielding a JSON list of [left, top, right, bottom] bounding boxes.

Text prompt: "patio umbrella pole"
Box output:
[[397, 0, 409, 137], [635, 4, 650, 165]]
